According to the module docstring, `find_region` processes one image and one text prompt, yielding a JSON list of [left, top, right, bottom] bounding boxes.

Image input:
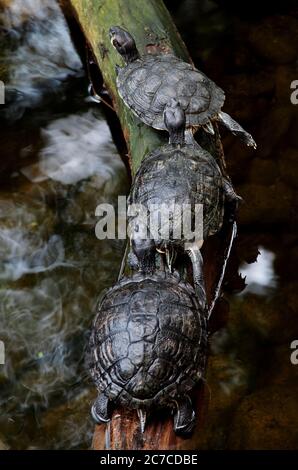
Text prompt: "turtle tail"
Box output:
[[137, 408, 147, 434]]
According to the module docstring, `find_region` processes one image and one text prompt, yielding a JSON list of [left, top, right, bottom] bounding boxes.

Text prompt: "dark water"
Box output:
[[0, 0, 297, 450], [172, 0, 298, 450]]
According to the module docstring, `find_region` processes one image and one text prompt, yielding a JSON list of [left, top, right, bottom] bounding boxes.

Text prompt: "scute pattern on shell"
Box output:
[[129, 143, 225, 240], [117, 54, 225, 129], [89, 271, 207, 409]]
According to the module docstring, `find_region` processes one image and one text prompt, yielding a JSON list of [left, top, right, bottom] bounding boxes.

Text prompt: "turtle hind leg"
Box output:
[[223, 178, 242, 204], [185, 243, 207, 311], [91, 394, 110, 424], [173, 396, 196, 435], [208, 221, 237, 319], [223, 178, 243, 223], [218, 111, 257, 149]]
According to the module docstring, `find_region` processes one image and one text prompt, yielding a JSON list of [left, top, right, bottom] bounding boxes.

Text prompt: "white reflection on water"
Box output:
[[0, 0, 82, 117], [21, 110, 124, 185], [0, 233, 77, 281], [0, 0, 128, 452], [239, 247, 278, 295]]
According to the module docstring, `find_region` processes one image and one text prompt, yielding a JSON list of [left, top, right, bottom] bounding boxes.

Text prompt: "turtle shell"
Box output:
[[117, 54, 225, 129], [89, 270, 207, 409], [129, 143, 225, 241]]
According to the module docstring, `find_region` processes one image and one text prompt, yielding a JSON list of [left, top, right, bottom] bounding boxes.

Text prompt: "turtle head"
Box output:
[[109, 26, 140, 64], [163, 98, 186, 146]]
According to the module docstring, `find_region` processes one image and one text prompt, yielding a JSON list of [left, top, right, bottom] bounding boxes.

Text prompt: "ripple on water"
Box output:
[[0, 0, 83, 120], [0, 0, 128, 445]]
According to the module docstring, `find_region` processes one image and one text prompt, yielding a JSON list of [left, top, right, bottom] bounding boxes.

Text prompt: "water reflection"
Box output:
[[0, 102, 128, 448], [0, 0, 83, 120], [239, 247, 278, 295], [21, 110, 124, 185], [0, 233, 70, 281], [0, 0, 128, 450]]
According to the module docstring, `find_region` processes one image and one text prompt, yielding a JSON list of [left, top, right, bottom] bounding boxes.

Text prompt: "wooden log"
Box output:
[[64, 0, 190, 175], [62, 0, 232, 450]]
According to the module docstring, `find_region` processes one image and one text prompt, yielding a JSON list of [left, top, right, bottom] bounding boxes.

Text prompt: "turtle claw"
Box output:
[[248, 140, 257, 150], [137, 408, 147, 434], [165, 245, 176, 273], [91, 394, 110, 424], [173, 396, 196, 435], [203, 120, 215, 135], [87, 83, 101, 104]]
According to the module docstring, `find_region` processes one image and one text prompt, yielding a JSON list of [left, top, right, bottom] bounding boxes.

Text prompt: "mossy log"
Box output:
[[67, 0, 190, 175], [64, 0, 232, 451]]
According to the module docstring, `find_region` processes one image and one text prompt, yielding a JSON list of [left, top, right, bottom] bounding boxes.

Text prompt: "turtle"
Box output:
[[127, 98, 240, 309], [109, 26, 256, 149], [89, 269, 208, 435]]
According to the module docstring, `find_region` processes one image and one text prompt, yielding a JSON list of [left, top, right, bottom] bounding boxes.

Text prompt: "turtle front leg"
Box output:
[[128, 218, 156, 272], [115, 64, 121, 76], [91, 393, 111, 424], [217, 111, 257, 149], [127, 250, 139, 270], [185, 243, 207, 311], [173, 395, 196, 435]]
